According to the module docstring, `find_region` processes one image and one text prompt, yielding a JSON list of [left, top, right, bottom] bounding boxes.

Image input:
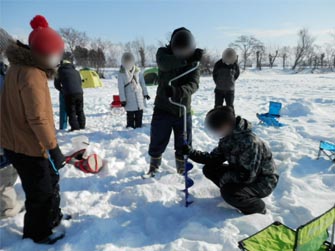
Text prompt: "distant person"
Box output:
[[0, 30, 24, 219], [183, 106, 278, 214], [54, 60, 85, 131], [1, 15, 66, 244], [118, 52, 150, 128], [146, 27, 203, 177], [213, 48, 240, 110]]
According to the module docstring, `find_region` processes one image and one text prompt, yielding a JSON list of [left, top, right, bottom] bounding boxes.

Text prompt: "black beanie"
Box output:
[[170, 27, 194, 49], [205, 106, 236, 130]]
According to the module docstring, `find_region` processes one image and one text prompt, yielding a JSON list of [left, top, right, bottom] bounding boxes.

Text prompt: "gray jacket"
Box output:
[[213, 60, 240, 91]]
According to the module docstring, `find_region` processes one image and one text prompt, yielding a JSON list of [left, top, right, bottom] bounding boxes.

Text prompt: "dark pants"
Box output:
[[126, 110, 143, 128], [64, 93, 85, 131], [149, 110, 192, 159], [214, 89, 235, 109], [4, 149, 62, 242], [203, 164, 271, 214], [59, 93, 67, 130]]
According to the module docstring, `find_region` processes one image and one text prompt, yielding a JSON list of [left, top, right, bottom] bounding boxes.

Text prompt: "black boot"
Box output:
[[175, 154, 185, 175], [146, 156, 162, 177]]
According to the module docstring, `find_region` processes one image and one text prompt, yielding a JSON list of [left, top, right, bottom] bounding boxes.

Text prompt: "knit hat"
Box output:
[[28, 15, 64, 55], [170, 27, 195, 58]]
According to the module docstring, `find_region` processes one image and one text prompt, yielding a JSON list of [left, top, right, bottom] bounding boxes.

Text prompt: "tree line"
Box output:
[[59, 27, 335, 75]]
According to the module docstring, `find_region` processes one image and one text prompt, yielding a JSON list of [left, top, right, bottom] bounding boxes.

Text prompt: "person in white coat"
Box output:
[[118, 52, 150, 128]]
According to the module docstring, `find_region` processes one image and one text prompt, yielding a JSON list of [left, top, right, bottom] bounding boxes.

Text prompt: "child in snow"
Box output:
[[213, 48, 240, 110], [54, 60, 85, 131], [147, 27, 203, 176], [118, 52, 150, 128], [183, 106, 278, 214], [0, 29, 24, 219], [0, 16, 66, 244]]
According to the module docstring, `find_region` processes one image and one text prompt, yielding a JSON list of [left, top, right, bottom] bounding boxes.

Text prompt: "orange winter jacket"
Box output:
[[0, 42, 57, 158]]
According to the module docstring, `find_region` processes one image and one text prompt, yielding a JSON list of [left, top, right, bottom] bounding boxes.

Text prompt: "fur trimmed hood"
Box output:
[[6, 41, 56, 79]]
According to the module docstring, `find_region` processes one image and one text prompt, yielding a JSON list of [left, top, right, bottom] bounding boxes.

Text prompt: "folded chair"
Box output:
[[257, 101, 285, 127], [238, 204, 335, 251], [317, 141, 335, 162]]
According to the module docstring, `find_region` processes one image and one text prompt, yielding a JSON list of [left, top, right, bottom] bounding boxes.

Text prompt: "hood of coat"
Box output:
[[6, 41, 56, 79], [233, 116, 252, 135]]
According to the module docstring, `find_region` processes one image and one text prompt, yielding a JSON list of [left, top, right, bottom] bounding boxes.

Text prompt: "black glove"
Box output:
[[144, 95, 151, 100], [49, 145, 66, 170], [182, 144, 192, 155], [165, 86, 174, 98], [188, 48, 204, 63], [121, 101, 127, 107]]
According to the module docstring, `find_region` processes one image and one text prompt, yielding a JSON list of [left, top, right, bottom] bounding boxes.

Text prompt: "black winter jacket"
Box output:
[[154, 46, 200, 117], [54, 63, 83, 96], [213, 60, 240, 91]]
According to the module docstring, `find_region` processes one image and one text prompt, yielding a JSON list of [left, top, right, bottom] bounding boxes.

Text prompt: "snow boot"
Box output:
[[175, 155, 185, 175], [36, 225, 65, 245], [146, 156, 162, 177]]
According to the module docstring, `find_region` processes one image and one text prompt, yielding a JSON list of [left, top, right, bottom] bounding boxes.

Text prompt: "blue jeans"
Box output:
[[149, 109, 192, 158]]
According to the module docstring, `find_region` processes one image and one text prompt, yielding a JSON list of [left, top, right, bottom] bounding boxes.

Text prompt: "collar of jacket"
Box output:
[[119, 65, 140, 73], [5, 41, 56, 79]]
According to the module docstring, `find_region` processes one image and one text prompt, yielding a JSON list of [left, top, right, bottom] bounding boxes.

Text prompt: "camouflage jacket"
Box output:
[[189, 117, 278, 190]]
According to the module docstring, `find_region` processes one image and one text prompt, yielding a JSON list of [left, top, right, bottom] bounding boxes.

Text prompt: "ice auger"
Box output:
[[168, 62, 200, 207]]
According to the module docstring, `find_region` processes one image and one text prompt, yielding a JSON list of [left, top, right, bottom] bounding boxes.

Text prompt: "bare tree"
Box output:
[[230, 35, 263, 70], [59, 28, 88, 54], [279, 46, 290, 69], [291, 28, 315, 70], [269, 50, 278, 68], [254, 43, 265, 70]]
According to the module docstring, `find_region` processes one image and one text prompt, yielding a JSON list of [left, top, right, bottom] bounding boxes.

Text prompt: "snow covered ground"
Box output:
[[1, 70, 335, 251]]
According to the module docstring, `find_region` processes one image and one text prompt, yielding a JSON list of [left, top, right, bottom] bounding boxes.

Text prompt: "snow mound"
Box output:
[[281, 102, 312, 117]]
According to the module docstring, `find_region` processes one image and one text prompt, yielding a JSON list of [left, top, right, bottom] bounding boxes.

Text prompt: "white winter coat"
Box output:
[[118, 66, 148, 112]]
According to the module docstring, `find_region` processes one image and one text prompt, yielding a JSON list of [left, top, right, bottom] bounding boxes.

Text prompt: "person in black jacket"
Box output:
[[146, 27, 203, 177], [213, 48, 240, 110], [183, 106, 278, 214], [54, 60, 85, 131]]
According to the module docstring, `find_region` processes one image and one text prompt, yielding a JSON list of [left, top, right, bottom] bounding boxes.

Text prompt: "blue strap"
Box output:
[[47, 151, 59, 175]]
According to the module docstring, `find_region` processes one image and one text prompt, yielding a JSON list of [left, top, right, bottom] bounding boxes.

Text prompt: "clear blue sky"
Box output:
[[1, 0, 334, 52]]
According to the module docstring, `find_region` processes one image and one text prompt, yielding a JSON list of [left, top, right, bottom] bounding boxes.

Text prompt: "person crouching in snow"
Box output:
[[0, 15, 66, 244], [213, 48, 240, 110], [183, 106, 278, 214], [54, 60, 86, 131], [118, 52, 150, 128], [146, 27, 203, 176]]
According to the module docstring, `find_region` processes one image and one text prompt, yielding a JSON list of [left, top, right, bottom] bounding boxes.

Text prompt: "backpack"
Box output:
[[66, 149, 103, 173]]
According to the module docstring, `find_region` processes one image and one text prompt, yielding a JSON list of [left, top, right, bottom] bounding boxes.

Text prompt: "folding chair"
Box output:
[[318, 141, 335, 162], [257, 101, 284, 127], [238, 204, 335, 251]]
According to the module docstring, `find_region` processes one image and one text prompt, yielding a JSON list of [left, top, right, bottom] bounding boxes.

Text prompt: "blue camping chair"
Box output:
[[257, 101, 284, 127], [318, 141, 335, 162]]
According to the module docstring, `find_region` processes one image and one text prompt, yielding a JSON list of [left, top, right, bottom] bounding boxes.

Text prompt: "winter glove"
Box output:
[[182, 144, 192, 155], [144, 95, 151, 100], [121, 101, 127, 107], [188, 48, 204, 63], [165, 86, 174, 98], [48, 145, 66, 170]]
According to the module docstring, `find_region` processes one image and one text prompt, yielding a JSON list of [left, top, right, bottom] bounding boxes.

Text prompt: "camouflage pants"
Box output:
[[203, 164, 271, 214]]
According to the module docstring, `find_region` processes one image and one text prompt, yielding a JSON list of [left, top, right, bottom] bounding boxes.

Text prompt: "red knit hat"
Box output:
[[28, 15, 64, 55]]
